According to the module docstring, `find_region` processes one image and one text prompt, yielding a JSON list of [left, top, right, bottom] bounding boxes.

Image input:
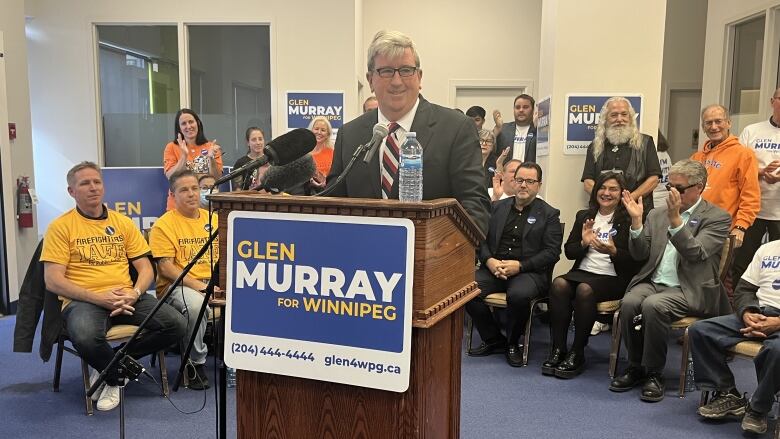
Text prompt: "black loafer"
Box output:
[[468, 338, 507, 357], [609, 366, 646, 392], [554, 351, 585, 379], [541, 348, 566, 375], [506, 344, 524, 367], [640, 373, 665, 402]]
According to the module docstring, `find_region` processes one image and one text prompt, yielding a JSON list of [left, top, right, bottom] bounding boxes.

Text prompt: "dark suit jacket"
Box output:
[[478, 197, 562, 288], [564, 209, 645, 285], [492, 122, 537, 168], [628, 199, 732, 317], [326, 96, 491, 235]]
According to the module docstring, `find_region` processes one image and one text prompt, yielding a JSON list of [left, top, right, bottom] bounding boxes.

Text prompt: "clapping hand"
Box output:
[[621, 190, 643, 220], [666, 187, 682, 228], [208, 140, 222, 160], [493, 110, 503, 128], [763, 160, 780, 183], [176, 133, 188, 155], [581, 219, 596, 247], [590, 233, 617, 256]]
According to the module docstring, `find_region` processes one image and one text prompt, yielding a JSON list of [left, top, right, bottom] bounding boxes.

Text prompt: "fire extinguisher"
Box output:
[[17, 176, 33, 228]]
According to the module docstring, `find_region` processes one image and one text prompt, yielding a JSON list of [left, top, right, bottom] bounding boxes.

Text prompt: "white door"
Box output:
[[667, 89, 702, 162], [454, 86, 528, 134]]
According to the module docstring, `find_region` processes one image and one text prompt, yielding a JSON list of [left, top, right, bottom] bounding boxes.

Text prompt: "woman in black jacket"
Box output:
[[542, 171, 644, 378]]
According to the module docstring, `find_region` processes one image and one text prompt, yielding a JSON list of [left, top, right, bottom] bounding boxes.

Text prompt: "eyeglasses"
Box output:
[[479, 139, 494, 145], [513, 178, 540, 186], [373, 66, 418, 78], [665, 182, 698, 193]]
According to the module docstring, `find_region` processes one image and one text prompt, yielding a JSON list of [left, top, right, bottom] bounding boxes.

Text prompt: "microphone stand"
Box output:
[[315, 139, 374, 197], [87, 229, 219, 439]]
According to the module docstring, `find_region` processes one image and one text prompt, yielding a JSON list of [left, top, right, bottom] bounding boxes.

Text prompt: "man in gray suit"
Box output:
[[326, 30, 490, 234], [610, 159, 731, 402]]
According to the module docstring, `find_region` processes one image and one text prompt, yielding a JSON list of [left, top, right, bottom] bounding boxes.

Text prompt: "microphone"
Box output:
[[259, 154, 317, 193], [362, 123, 389, 163], [212, 128, 316, 186]]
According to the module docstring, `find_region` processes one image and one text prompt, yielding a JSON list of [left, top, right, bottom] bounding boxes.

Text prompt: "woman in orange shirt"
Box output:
[[163, 109, 223, 210], [308, 116, 334, 191]]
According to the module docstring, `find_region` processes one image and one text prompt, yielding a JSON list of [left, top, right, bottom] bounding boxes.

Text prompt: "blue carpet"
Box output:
[[1, 315, 774, 438]]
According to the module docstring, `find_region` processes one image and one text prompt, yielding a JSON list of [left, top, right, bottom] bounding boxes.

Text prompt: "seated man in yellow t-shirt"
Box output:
[[41, 161, 186, 411], [150, 169, 219, 390]]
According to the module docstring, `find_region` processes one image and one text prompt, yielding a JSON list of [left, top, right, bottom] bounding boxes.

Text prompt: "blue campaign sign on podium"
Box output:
[[224, 211, 415, 392]]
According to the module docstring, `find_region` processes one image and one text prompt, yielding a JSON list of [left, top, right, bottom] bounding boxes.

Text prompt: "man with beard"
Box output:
[[581, 97, 662, 215], [691, 104, 759, 250], [492, 94, 537, 168], [466, 162, 563, 367]]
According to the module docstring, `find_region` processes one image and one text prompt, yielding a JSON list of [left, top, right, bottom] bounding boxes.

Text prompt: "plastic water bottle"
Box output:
[[684, 354, 696, 393], [226, 367, 236, 388], [399, 132, 423, 202]]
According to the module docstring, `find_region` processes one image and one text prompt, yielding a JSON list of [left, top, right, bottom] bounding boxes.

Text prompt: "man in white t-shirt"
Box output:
[[491, 94, 537, 168], [689, 239, 780, 434], [732, 87, 780, 282]]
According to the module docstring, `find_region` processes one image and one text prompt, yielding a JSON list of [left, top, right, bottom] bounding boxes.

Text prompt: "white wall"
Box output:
[[361, 0, 542, 107], [660, 0, 707, 134], [701, 0, 780, 136], [0, 0, 38, 304], [25, 0, 358, 232]]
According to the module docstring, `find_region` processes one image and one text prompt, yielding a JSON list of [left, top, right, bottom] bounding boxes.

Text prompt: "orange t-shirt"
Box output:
[[162, 141, 223, 210], [312, 147, 334, 177]]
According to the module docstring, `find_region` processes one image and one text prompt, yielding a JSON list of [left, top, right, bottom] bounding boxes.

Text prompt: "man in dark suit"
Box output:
[[466, 162, 563, 366], [491, 94, 537, 169], [610, 159, 732, 402], [326, 30, 490, 234]]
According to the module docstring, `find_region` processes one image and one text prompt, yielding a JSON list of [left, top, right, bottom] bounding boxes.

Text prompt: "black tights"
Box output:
[[549, 277, 598, 354]]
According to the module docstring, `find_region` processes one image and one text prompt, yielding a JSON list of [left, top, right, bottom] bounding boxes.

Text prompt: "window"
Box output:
[[97, 25, 180, 167], [187, 25, 272, 168], [728, 16, 765, 117]]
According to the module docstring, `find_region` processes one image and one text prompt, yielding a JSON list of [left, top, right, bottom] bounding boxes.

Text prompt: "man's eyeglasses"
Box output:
[[373, 66, 418, 78], [513, 178, 540, 186], [665, 182, 698, 193]]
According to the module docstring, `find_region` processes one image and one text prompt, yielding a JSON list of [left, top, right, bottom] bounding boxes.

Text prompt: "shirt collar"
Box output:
[[76, 204, 108, 220], [378, 97, 420, 133], [683, 196, 703, 217]]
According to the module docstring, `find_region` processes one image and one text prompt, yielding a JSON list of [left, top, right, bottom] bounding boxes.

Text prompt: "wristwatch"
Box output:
[[734, 226, 747, 233]]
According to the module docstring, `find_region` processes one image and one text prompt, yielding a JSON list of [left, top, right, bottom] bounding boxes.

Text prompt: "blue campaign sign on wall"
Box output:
[[102, 167, 232, 230], [536, 96, 551, 157], [287, 91, 345, 130], [224, 211, 414, 392], [564, 94, 642, 155]]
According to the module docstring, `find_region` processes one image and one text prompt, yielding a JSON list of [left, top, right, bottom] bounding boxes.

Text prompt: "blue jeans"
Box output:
[[689, 306, 780, 414], [165, 286, 209, 365], [61, 293, 186, 385]]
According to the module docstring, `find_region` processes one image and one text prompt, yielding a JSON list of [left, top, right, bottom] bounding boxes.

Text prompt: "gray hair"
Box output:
[[367, 30, 421, 72], [592, 97, 642, 159], [669, 159, 708, 188], [66, 161, 101, 187], [700, 104, 730, 121], [478, 129, 495, 144]]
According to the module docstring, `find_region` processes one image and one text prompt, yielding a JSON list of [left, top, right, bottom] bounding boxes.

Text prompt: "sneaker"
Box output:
[[741, 403, 768, 434], [187, 363, 211, 390], [697, 391, 746, 419], [590, 321, 610, 336], [88, 369, 106, 402], [96, 385, 121, 411]]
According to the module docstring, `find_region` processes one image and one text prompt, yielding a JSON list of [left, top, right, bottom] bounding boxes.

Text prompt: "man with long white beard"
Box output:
[[581, 97, 662, 215]]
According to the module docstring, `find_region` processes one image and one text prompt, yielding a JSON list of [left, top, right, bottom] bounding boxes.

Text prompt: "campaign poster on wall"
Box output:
[[286, 91, 345, 137], [564, 94, 643, 155], [224, 211, 415, 392], [536, 96, 551, 157], [102, 167, 231, 231]]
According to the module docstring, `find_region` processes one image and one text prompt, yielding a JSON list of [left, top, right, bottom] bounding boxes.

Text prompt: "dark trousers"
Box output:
[[61, 293, 186, 385], [731, 218, 780, 282], [689, 306, 780, 414], [619, 282, 689, 373], [466, 266, 544, 345]]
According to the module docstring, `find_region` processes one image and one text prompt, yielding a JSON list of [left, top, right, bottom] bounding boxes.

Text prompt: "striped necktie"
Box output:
[[381, 122, 401, 199]]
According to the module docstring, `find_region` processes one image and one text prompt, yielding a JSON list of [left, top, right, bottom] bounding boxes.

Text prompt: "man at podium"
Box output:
[[326, 30, 490, 234]]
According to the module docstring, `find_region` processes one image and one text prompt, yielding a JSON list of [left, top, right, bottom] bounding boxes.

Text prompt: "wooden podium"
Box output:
[[209, 193, 484, 439]]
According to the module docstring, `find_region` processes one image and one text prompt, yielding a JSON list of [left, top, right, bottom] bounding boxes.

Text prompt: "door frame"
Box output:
[[447, 79, 535, 108]]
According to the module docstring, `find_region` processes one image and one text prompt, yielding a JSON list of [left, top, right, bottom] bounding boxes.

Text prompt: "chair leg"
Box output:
[[53, 337, 65, 392], [80, 359, 94, 416], [609, 311, 621, 378], [679, 328, 691, 398], [523, 298, 544, 367], [158, 352, 169, 397]]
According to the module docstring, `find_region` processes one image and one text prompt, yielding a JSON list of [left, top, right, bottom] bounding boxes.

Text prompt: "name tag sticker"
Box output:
[[689, 219, 699, 227], [527, 216, 537, 225]]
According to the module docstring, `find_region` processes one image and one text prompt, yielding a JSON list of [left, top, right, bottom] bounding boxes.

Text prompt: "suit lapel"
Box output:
[[686, 199, 708, 236], [493, 201, 511, 251], [392, 98, 434, 199], [521, 199, 540, 242]]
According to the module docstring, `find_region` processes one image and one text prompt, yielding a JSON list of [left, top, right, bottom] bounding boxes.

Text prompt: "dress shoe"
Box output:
[[468, 337, 507, 357], [640, 373, 665, 402], [541, 348, 566, 375], [609, 366, 646, 392], [506, 344, 524, 367], [554, 351, 585, 379]]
